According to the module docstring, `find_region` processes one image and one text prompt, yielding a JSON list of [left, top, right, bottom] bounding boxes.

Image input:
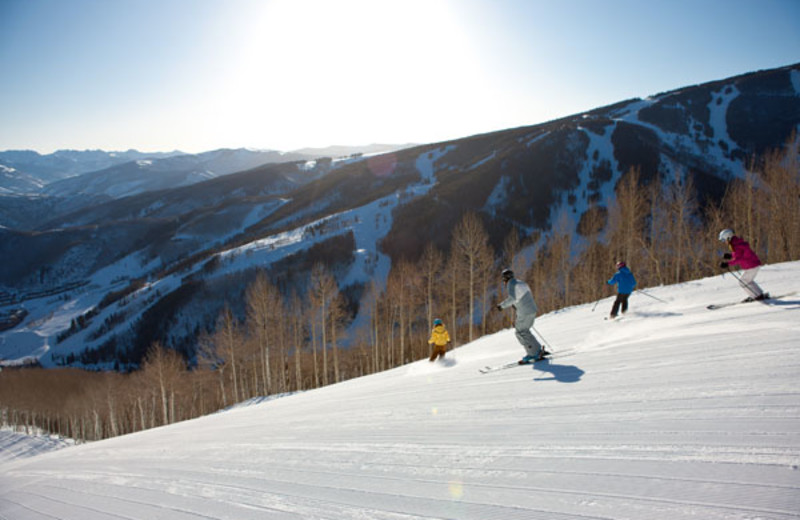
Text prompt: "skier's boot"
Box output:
[[518, 355, 535, 365]]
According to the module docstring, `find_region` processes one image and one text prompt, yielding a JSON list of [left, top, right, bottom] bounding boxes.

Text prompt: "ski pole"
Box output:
[[726, 266, 746, 286], [727, 266, 759, 297], [636, 289, 666, 303], [532, 325, 555, 353], [592, 283, 609, 311]]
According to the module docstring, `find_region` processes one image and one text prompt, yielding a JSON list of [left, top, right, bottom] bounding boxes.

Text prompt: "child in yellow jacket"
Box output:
[[428, 318, 451, 362]]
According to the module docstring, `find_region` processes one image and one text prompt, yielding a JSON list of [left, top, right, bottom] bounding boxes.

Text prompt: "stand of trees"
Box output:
[[1, 136, 798, 443]]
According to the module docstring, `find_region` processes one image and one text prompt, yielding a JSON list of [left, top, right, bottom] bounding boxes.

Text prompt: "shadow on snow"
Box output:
[[531, 359, 585, 383]]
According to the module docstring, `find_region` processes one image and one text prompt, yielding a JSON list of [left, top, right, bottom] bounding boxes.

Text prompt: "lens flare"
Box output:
[[367, 153, 396, 178], [448, 480, 464, 499]]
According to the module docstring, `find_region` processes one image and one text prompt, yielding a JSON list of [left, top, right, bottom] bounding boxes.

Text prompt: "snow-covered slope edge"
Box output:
[[0, 429, 74, 464], [1, 262, 799, 519]]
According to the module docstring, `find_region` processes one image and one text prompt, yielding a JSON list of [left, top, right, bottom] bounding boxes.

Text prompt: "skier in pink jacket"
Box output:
[[718, 229, 768, 301]]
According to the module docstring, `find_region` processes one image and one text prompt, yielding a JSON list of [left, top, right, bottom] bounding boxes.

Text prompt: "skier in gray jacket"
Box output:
[[497, 269, 548, 364]]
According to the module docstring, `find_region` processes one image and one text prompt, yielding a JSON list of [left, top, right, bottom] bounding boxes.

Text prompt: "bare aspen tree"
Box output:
[[419, 243, 444, 334], [146, 343, 171, 426], [445, 247, 462, 346], [502, 226, 524, 275], [376, 285, 391, 371], [531, 240, 555, 311], [92, 406, 102, 440], [246, 271, 285, 395], [663, 169, 701, 283], [644, 178, 667, 285], [476, 237, 495, 336], [245, 272, 268, 394], [760, 133, 800, 262], [288, 292, 305, 392], [370, 283, 383, 373], [408, 260, 428, 360], [385, 265, 403, 366], [385, 262, 407, 364], [744, 160, 760, 248], [130, 373, 151, 431], [104, 376, 119, 437], [117, 375, 141, 435], [550, 210, 574, 307], [330, 292, 347, 383], [396, 258, 422, 363], [275, 310, 288, 394], [360, 280, 381, 373], [200, 308, 242, 406], [452, 212, 490, 343], [607, 167, 647, 267], [725, 163, 761, 251], [573, 205, 608, 303], [197, 330, 228, 407], [142, 341, 185, 426], [221, 307, 243, 404], [310, 262, 338, 386], [306, 293, 320, 388]]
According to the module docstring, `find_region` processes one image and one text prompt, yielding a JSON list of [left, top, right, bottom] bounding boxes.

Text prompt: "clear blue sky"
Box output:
[[1, 0, 798, 154]]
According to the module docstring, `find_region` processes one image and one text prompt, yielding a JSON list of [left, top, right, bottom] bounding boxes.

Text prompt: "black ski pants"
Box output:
[[610, 293, 630, 318]]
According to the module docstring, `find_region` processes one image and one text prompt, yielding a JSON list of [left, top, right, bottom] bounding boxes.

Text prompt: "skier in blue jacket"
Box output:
[[607, 261, 637, 319]]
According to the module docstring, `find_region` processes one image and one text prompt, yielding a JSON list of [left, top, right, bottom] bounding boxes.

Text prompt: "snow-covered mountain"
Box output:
[[0, 146, 417, 228], [0, 149, 185, 189], [0, 146, 417, 199], [0, 63, 798, 369], [0, 165, 45, 195], [39, 148, 316, 199], [2, 262, 799, 519]]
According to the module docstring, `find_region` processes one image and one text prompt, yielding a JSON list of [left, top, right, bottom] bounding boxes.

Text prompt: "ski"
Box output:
[[706, 292, 794, 310], [479, 361, 520, 374], [706, 301, 746, 310], [479, 349, 575, 374]]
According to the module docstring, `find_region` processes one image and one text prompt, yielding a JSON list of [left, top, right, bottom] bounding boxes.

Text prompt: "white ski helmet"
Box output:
[[718, 228, 734, 242]]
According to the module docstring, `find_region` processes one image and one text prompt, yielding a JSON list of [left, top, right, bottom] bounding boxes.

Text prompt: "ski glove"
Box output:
[[723, 253, 732, 260], [720, 261, 729, 269]]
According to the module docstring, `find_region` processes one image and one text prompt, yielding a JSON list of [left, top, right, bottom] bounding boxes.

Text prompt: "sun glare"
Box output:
[[220, 0, 484, 149]]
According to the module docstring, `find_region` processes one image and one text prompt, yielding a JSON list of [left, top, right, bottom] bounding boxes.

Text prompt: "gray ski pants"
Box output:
[[515, 312, 543, 357]]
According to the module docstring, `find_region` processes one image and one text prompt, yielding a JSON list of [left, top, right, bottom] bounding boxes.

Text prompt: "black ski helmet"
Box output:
[[501, 268, 514, 282]]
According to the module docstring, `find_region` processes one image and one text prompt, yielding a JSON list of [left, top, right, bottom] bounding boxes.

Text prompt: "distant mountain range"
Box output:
[[1, 62, 798, 369], [0, 145, 414, 229], [0, 149, 185, 187]]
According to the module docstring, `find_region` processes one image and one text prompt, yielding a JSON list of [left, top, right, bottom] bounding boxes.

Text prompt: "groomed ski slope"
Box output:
[[1, 262, 799, 520]]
